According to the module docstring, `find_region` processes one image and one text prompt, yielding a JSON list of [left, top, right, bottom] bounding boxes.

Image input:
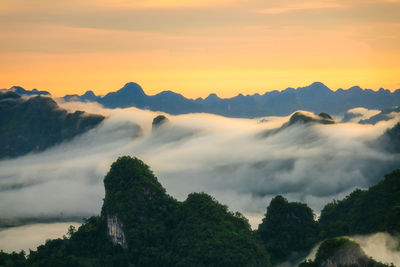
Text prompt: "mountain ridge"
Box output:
[[0, 91, 105, 159], [4, 81, 400, 118]]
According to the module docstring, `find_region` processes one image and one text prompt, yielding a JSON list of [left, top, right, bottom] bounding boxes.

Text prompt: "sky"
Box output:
[[1, 0, 400, 98]]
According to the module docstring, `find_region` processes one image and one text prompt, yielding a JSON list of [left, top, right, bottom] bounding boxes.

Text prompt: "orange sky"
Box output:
[[1, 0, 399, 98]]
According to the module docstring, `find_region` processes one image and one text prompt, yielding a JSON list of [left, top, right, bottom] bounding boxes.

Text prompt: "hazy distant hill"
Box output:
[[3, 82, 399, 118], [0, 86, 50, 96], [0, 91, 104, 159], [359, 106, 400, 124], [58, 82, 400, 118]]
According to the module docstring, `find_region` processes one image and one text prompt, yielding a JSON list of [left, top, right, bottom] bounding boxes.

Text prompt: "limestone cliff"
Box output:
[[106, 214, 127, 249]]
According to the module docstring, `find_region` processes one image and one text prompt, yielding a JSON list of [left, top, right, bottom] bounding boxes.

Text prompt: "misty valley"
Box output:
[[0, 83, 400, 266]]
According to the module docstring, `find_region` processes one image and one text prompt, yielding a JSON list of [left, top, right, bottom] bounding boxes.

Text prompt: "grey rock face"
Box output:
[[107, 214, 127, 249]]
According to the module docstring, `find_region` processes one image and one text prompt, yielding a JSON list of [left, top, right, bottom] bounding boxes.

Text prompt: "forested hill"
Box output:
[[17, 156, 271, 266], [257, 169, 400, 265], [0, 157, 398, 266], [0, 91, 104, 159]]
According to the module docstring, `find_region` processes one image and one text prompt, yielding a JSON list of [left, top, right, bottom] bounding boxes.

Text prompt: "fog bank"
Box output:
[[0, 222, 81, 253], [0, 102, 399, 230]]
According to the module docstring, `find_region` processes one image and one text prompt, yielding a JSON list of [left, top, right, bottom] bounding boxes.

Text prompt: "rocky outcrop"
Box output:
[[261, 111, 335, 138], [287, 111, 335, 126], [152, 115, 168, 129], [107, 214, 127, 249]]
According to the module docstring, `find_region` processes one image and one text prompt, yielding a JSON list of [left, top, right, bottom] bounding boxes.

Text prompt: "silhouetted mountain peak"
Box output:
[[60, 81, 400, 117], [205, 93, 220, 101], [79, 90, 98, 102], [9, 86, 51, 96], [82, 90, 96, 98], [311, 81, 328, 88], [297, 82, 332, 95], [118, 82, 146, 97]]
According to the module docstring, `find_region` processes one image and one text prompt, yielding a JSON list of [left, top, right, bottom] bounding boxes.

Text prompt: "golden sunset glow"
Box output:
[[1, 0, 399, 97]]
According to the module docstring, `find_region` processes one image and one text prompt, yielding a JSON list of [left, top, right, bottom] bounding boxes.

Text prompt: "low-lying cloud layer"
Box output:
[[302, 233, 400, 266], [0, 103, 399, 230], [353, 233, 400, 266], [0, 222, 81, 253]]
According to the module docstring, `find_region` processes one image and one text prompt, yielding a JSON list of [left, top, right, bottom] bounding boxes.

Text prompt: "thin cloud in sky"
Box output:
[[257, 1, 346, 14]]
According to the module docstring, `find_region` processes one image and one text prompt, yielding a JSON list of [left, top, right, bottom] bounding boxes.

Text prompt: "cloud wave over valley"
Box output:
[[0, 102, 399, 229]]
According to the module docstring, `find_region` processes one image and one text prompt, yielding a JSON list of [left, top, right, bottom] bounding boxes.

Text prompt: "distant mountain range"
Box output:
[[3, 82, 400, 118], [0, 86, 50, 96]]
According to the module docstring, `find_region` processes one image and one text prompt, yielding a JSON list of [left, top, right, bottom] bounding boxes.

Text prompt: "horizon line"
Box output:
[[3, 81, 400, 100]]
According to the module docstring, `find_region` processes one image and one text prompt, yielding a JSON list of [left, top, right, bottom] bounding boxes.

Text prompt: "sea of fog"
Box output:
[[0, 101, 399, 255]]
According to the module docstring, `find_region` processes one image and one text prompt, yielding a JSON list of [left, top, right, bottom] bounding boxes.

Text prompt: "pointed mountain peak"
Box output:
[[309, 82, 330, 90], [82, 90, 96, 97], [205, 93, 220, 101], [297, 82, 332, 94], [119, 82, 145, 97]]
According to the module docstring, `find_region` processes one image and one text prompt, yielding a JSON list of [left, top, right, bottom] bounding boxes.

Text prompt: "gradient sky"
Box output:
[[1, 0, 400, 98]]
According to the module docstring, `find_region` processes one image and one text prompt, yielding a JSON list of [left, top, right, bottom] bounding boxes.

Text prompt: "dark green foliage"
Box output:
[[102, 156, 270, 266], [26, 217, 128, 267], [299, 237, 392, 267], [257, 196, 320, 265], [319, 169, 400, 237], [0, 92, 104, 159], [102, 156, 180, 265], [258, 170, 400, 264], [2, 156, 399, 266], [0, 251, 26, 267], [172, 193, 270, 266], [15, 156, 270, 266]]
